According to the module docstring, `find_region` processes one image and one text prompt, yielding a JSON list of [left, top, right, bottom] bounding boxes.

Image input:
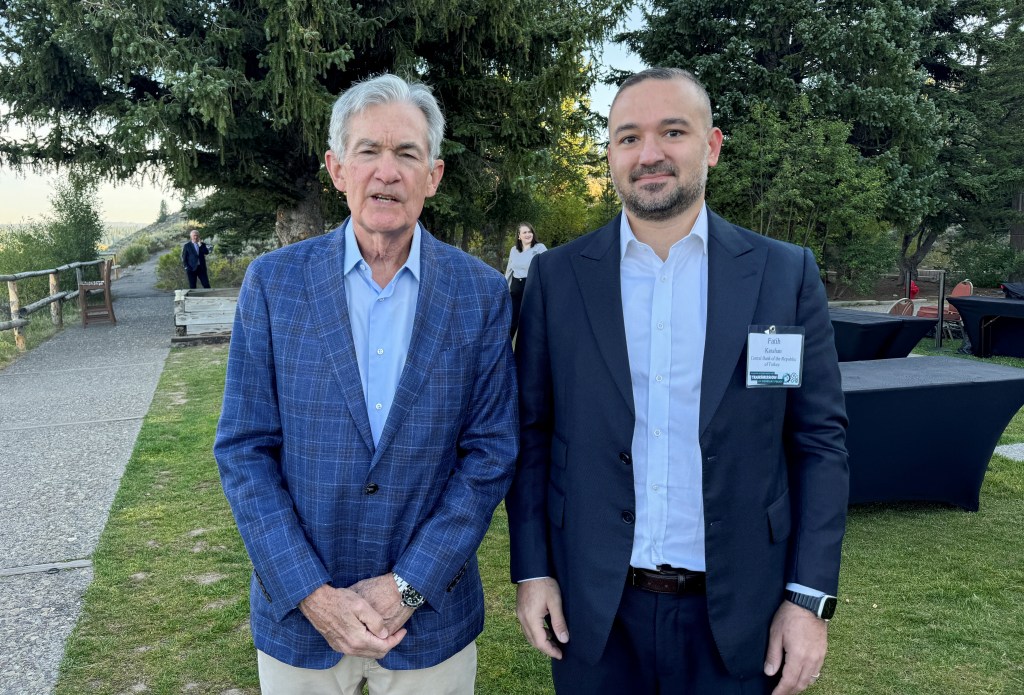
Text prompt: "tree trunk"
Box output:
[[900, 224, 942, 282], [275, 181, 324, 246], [1012, 189, 1024, 252]]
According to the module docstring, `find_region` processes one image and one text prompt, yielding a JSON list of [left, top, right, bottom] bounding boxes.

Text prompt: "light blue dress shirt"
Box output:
[[343, 221, 420, 446], [619, 205, 822, 597]]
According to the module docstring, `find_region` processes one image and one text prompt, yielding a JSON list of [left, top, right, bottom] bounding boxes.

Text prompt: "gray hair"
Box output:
[[328, 74, 445, 163], [611, 67, 714, 129]]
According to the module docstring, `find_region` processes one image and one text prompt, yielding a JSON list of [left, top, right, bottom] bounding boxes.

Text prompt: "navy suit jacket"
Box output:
[[506, 210, 848, 677], [181, 241, 210, 272], [215, 224, 518, 670]]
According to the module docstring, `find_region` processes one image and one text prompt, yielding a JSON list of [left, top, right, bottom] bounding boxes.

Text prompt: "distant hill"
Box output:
[[108, 210, 191, 253]]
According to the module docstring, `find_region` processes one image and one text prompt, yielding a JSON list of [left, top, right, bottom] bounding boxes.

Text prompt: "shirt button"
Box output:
[[360, 264, 368, 272], [376, 348, 384, 355], [653, 429, 662, 437], [660, 276, 668, 283], [652, 484, 659, 491], [657, 322, 665, 330], [375, 403, 383, 410], [655, 375, 663, 383], [365, 482, 379, 495], [621, 510, 635, 524], [377, 297, 384, 302]]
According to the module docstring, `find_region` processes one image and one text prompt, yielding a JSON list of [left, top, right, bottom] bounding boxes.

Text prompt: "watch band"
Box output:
[[785, 590, 837, 620], [393, 572, 425, 609]]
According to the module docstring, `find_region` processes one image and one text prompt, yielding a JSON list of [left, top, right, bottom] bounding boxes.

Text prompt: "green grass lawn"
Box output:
[[56, 342, 1024, 694]]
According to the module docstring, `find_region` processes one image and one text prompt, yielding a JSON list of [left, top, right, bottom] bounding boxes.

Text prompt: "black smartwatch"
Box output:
[[785, 590, 837, 621]]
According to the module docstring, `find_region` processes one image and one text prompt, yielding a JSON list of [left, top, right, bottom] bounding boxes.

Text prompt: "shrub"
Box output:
[[207, 256, 253, 287], [155, 249, 255, 290], [948, 236, 1019, 288], [118, 243, 149, 266], [0, 224, 58, 303], [156, 251, 188, 290]]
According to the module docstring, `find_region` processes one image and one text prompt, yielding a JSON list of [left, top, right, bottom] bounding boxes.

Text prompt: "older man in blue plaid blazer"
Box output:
[[215, 74, 517, 694]]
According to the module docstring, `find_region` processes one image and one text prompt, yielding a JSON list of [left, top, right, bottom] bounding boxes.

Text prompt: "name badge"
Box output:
[[746, 325, 805, 388]]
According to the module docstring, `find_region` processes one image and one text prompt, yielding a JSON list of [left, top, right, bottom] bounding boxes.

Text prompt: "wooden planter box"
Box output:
[[174, 288, 238, 338]]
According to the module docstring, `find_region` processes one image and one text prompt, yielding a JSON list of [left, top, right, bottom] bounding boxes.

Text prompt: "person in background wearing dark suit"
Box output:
[[506, 67, 849, 695], [181, 229, 211, 288], [214, 73, 517, 695]]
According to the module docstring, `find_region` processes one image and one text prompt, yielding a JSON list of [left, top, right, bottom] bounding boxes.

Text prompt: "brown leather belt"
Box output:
[[629, 566, 706, 595]]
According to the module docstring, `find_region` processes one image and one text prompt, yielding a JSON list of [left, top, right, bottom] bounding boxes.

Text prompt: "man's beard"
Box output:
[[614, 162, 707, 222]]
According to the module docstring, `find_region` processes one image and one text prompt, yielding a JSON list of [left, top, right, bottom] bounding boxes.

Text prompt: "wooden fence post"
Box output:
[[7, 280, 26, 351], [49, 271, 63, 328]]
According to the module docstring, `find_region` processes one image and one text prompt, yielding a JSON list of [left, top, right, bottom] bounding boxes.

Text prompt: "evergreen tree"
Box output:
[[622, 0, 1023, 279], [0, 0, 626, 248], [620, 0, 941, 278]]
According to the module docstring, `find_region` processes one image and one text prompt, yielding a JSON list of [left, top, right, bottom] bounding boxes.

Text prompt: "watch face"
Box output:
[[820, 596, 837, 620], [401, 587, 425, 608]]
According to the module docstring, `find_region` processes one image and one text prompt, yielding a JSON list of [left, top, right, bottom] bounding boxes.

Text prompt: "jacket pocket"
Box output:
[[767, 490, 791, 544]]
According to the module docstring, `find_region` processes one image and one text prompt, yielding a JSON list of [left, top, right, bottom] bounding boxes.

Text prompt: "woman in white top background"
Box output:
[[505, 222, 547, 339]]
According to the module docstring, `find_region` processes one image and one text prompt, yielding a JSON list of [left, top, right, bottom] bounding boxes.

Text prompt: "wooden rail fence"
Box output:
[[1, 257, 110, 351]]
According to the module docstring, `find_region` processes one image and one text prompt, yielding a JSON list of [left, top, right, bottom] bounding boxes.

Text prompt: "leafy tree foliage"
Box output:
[[901, 0, 1022, 278], [708, 98, 892, 295], [46, 174, 106, 272], [621, 0, 1024, 279], [0, 174, 104, 300], [0, 0, 626, 249]]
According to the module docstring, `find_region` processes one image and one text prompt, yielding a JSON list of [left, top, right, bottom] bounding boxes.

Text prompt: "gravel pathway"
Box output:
[[0, 255, 171, 694]]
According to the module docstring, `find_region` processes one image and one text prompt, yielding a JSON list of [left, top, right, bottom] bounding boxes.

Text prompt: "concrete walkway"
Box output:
[[0, 255, 171, 694]]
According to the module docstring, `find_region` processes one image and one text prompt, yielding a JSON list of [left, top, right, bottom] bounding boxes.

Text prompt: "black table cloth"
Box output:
[[829, 308, 936, 361], [841, 356, 1024, 510], [947, 296, 1024, 358]]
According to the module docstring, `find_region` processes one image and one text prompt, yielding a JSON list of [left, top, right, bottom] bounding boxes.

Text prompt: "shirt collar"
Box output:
[[343, 219, 422, 280], [619, 203, 710, 260]]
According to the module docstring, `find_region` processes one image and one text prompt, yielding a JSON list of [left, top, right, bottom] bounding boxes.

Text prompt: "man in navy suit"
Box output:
[[507, 68, 849, 694], [215, 74, 517, 694], [181, 228, 211, 288]]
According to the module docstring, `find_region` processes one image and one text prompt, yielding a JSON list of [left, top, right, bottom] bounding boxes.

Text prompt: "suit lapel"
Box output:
[[304, 227, 375, 454], [571, 215, 634, 416], [371, 229, 454, 466], [699, 211, 767, 437]]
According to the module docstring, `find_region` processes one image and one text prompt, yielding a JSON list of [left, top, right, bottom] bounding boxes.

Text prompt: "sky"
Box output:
[[0, 6, 646, 226]]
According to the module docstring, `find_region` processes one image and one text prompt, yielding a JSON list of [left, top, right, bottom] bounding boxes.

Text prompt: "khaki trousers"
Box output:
[[257, 641, 476, 695]]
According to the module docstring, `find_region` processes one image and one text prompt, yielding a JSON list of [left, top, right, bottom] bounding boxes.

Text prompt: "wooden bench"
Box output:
[[79, 259, 116, 327]]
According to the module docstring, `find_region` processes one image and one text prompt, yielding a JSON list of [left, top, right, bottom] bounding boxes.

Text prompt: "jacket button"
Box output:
[[619, 452, 632, 465], [364, 483, 379, 495], [621, 510, 635, 524]]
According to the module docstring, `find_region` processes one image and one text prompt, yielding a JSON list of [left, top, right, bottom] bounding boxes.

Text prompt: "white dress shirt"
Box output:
[[619, 206, 823, 597], [620, 207, 709, 572]]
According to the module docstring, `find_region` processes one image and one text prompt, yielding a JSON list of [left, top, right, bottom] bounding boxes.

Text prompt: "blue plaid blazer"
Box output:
[[214, 224, 518, 670]]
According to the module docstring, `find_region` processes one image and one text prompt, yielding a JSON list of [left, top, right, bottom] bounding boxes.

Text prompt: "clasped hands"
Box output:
[[299, 574, 415, 659]]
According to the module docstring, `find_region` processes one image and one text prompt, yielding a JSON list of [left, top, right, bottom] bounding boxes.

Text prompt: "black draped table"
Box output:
[[829, 308, 936, 362], [841, 356, 1024, 510], [947, 296, 1024, 358]]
